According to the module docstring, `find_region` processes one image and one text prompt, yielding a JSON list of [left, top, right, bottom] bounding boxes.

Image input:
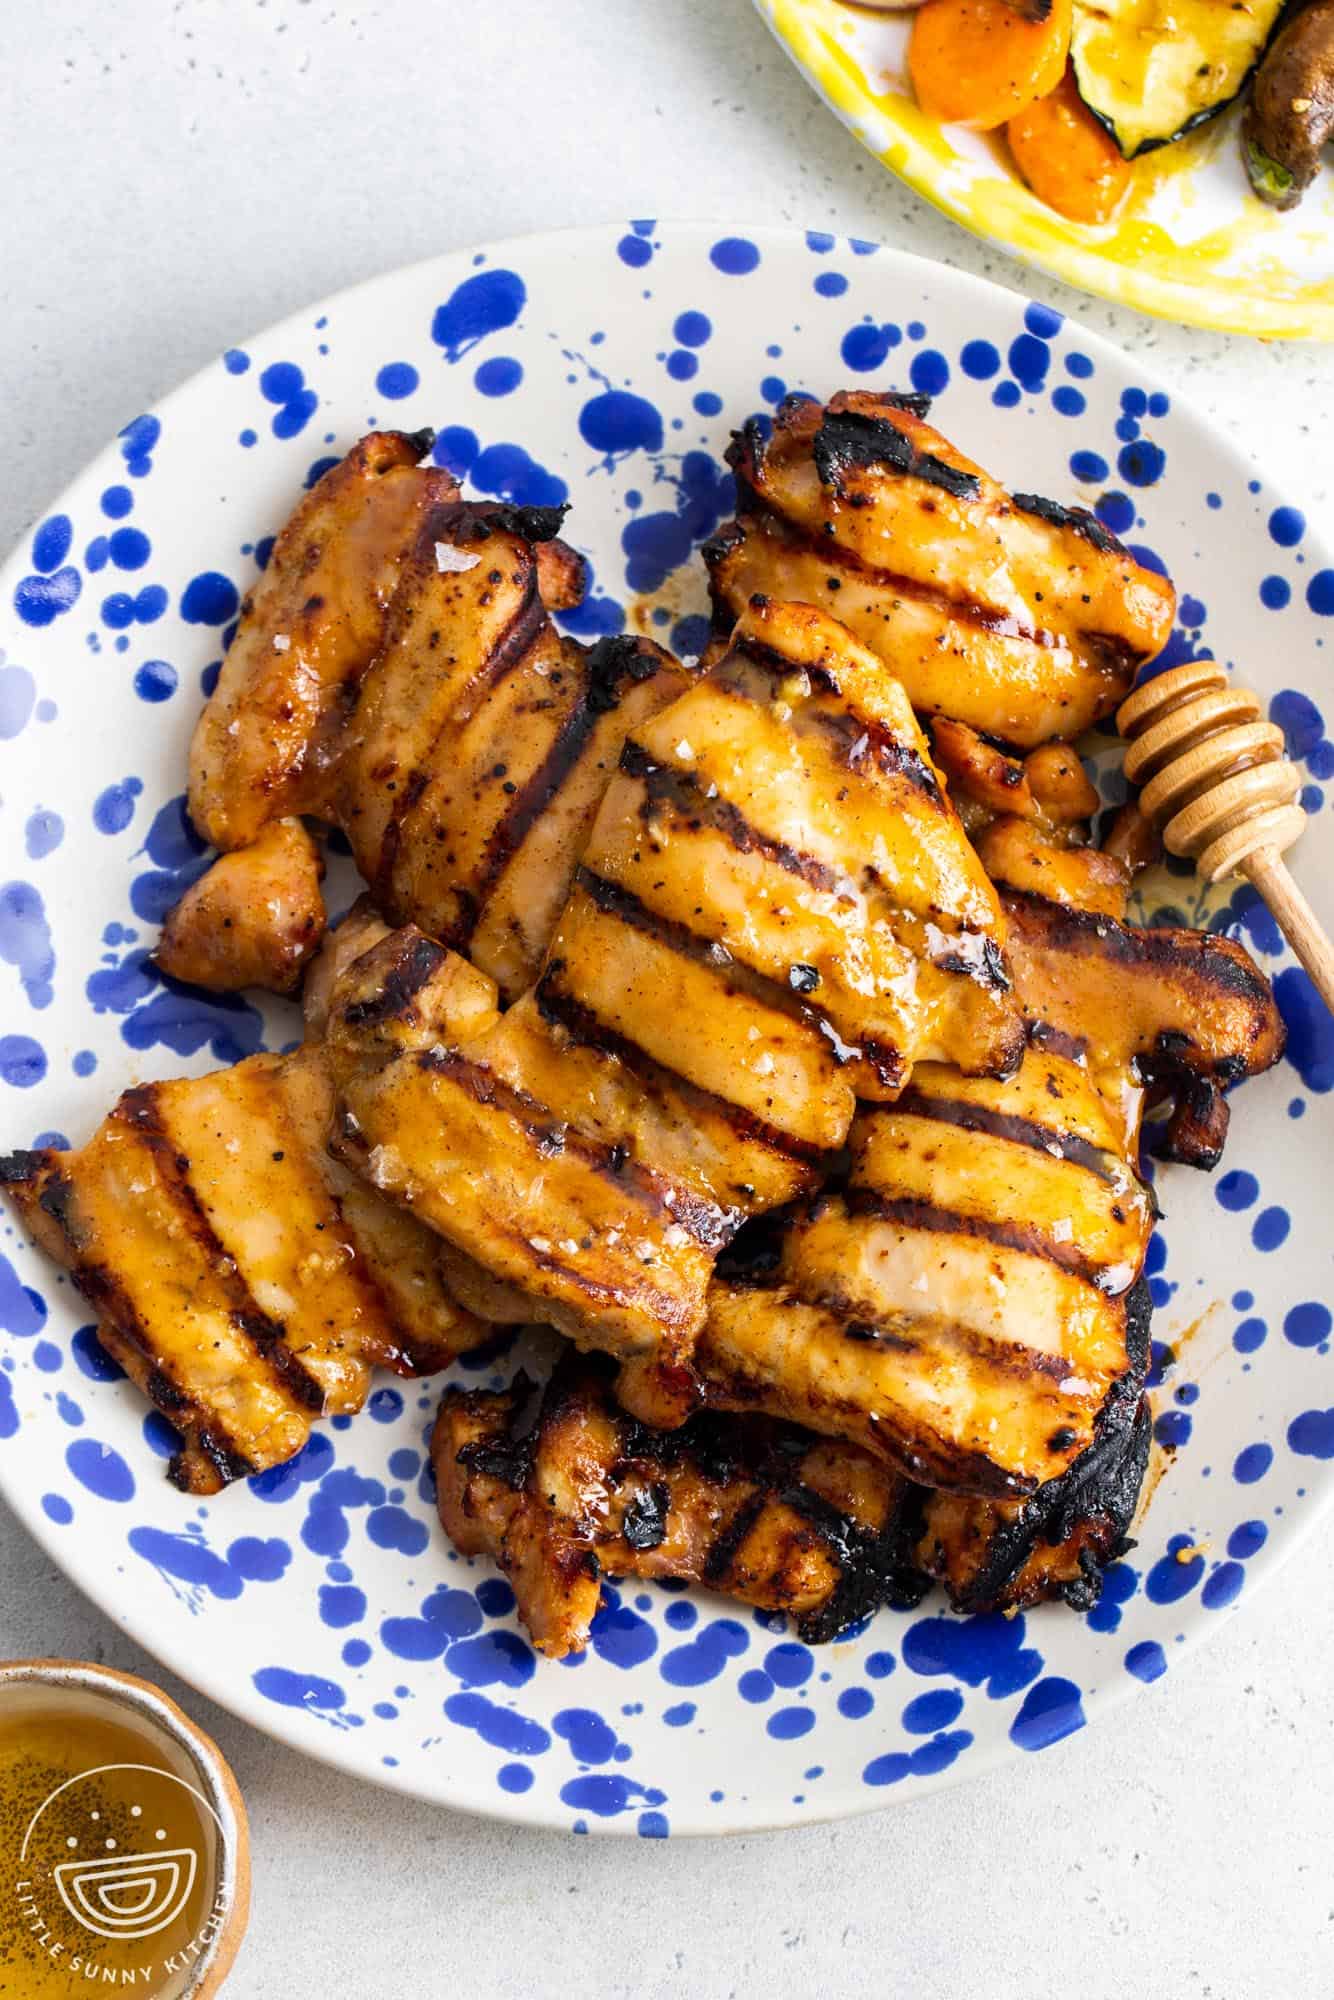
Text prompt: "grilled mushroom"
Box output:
[[1244, 0, 1334, 209]]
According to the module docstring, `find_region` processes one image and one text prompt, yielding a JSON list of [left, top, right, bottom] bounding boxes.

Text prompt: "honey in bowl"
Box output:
[[0, 1667, 247, 1999]]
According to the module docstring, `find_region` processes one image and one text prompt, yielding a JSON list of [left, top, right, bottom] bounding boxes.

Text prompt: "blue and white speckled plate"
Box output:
[[2, 224, 1332, 1836]]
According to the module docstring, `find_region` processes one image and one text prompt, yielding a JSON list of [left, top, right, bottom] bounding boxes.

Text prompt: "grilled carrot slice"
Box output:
[[1008, 69, 1132, 222], [910, 0, 1071, 131]]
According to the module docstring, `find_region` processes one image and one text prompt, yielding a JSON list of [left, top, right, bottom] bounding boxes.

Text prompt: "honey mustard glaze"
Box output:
[[0, 1675, 244, 1998]]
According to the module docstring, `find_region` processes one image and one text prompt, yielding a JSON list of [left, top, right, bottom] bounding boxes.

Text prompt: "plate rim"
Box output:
[[758, 0, 1334, 342], [2, 218, 1331, 1833]]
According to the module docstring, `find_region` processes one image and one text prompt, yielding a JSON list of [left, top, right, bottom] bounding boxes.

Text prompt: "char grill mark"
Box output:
[[892, 1085, 1123, 1183], [575, 857, 795, 977], [371, 773, 429, 911], [841, 1188, 1112, 1288], [775, 1276, 1084, 1385], [621, 739, 845, 893], [339, 934, 449, 1027], [620, 1481, 671, 1552], [533, 974, 831, 1171], [569, 864, 905, 1080], [809, 407, 984, 502], [716, 651, 947, 798], [373, 560, 548, 904], [447, 636, 671, 959], [187, 1428, 257, 1493], [412, 1040, 733, 1250], [583, 633, 664, 712], [698, 1487, 770, 1585], [447, 691, 605, 952], [927, 933, 1012, 994], [113, 1085, 327, 1415], [778, 1480, 929, 1640], [1011, 491, 1125, 556], [456, 1417, 536, 1494], [726, 495, 1064, 652], [1027, 1020, 1088, 1063], [431, 497, 571, 546], [801, 703, 943, 801]]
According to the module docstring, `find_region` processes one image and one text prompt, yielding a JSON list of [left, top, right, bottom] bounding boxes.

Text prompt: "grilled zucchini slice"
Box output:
[[1071, 0, 1286, 159]]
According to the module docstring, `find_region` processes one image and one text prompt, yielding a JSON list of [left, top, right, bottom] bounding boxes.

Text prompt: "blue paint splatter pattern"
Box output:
[[1, 223, 1332, 1836]]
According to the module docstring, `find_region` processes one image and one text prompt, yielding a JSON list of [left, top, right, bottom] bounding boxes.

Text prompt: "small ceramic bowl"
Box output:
[[0, 1660, 250, 1997]]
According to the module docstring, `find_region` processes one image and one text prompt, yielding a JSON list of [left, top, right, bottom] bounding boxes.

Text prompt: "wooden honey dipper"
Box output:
[[1117, 659, 1334, 1014]]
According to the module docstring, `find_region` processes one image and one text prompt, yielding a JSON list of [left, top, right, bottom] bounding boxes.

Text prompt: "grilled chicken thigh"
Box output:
[[700, 1084, 1153, 1498], [0, 916, 487, 1493], [540, 593, 1026, 1107], [188, 433, 590, 857], [695, 879, 1282, 1498], [706, 392, 1175, 747], [974, 817, 1134, 923], [432, 1348, 1153, 1649], [325, 595, 1024, 1418], [155, 815, 326, 995], [188, 430, 455, 851], [432, 1351, 923, 1657], [336, 503, 691, 999], [2, 385, 1288, 1658], [300, 896, 392, 1034], [999, 884, 1285, 1168], [325, 926, 771, 1424], [179, 457, 677, 1001]]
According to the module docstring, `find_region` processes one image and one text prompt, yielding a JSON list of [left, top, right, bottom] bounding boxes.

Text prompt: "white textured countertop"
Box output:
[[4, 4, 1333, 1994]]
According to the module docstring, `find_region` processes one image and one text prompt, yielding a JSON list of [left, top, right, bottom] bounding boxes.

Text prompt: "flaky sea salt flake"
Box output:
[[435, 541, 481, 574]]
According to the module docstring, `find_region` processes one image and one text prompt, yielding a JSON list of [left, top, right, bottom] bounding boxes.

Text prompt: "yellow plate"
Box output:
[[759, 0, 1334, 339]]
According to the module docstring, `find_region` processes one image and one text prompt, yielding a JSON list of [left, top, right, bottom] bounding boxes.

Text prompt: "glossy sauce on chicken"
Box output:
[[189, 429, 453, 849], [0, 914, 487, 1492], [326, 595, 1024, 1422], [707, 391, 1176, 747], [696, 874, 1281, 1498], [0, 400, 1291, 1647]]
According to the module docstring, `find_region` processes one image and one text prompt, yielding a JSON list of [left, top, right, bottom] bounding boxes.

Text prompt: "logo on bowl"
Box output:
[[53, 1843, 199, 1941], [12, 1762, 229, 1990]]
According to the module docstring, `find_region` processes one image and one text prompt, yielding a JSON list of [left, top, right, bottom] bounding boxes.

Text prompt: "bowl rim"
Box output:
[[0, 1657, 251, 1996]]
